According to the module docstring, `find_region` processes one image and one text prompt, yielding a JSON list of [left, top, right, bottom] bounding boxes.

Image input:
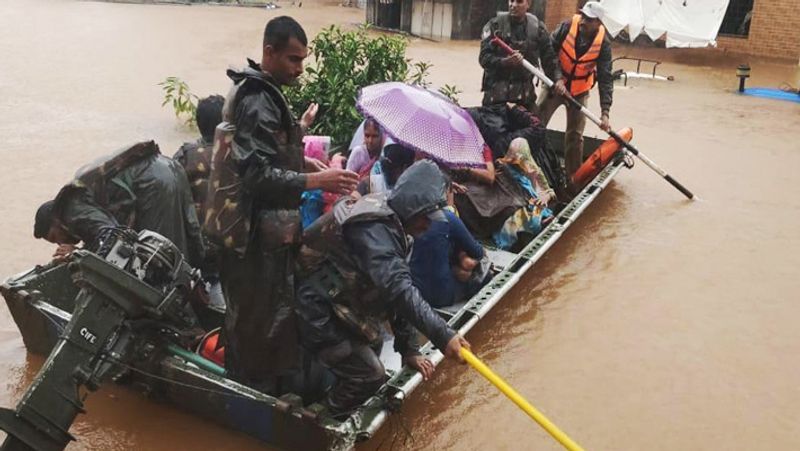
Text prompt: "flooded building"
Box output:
[[714, 0, 800, 64], [364, 0, 545, 40], [365, 0, 800, 63]]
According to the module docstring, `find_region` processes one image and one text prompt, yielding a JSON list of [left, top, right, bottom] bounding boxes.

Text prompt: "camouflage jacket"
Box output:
[[479, 12, 561, 106], [297, 191, 455, 354], [54, 141, 205, 266], [204, 60, 305, 255], [173, 138, 213, 221]]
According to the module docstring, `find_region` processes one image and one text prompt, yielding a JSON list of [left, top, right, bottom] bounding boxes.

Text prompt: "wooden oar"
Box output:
[[460, 348, 585, 451], [490, 36, 695, 200]]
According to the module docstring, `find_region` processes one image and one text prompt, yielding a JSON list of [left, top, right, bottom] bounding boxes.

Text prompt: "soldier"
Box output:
[[207, 16, 358, 390], [33, 141, 205, 267], [173, 95, 224, 221], [479, 0, 567, 112], [296, 161, 470, 414], [173, 95, 226, 308]]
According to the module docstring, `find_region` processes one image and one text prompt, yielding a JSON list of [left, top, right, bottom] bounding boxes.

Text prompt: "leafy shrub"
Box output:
[[160, 27, 461, 144], [285, 25, 460, 149]]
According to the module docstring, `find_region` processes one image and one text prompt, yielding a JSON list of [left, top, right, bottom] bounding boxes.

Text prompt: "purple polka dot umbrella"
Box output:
[[356, 82, 487, 168]]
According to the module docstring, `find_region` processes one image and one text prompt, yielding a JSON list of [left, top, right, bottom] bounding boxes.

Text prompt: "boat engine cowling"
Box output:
[[0, 228, 199, 451]]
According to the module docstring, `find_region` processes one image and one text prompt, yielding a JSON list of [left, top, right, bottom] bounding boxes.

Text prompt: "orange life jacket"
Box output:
[[197, 328, 225, 367], [571, 127, 633, 188], [559, 14, 606, 97]]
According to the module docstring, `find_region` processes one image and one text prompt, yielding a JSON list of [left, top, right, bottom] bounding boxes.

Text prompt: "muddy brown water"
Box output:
[[1, 1, 799, 450]]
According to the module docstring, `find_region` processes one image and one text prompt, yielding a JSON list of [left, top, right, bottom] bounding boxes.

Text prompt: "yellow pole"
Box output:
[[459, 347, 585, 451]]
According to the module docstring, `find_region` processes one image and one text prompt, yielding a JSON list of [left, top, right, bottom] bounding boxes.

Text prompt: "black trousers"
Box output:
[[317, 339, 387, 414]]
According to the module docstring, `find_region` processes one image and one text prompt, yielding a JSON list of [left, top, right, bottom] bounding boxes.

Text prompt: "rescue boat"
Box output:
[[1, 129, 631, 450]]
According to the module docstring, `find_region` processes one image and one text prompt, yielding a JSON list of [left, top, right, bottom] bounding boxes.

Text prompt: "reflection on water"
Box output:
[[1, 1, 799, 450]]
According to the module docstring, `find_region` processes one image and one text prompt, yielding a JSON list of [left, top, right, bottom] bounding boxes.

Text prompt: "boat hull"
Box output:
[[1, 130, 625, 450]]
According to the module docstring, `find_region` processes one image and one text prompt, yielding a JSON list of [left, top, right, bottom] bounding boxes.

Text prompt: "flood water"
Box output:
[[1, 1, 799, 450]]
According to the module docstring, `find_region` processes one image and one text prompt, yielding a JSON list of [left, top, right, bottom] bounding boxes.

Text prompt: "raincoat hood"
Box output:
[[387, 160, 448, 223]]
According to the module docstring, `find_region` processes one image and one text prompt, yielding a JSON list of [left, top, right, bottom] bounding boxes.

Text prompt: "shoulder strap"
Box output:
[[495, 12, 511, 37]]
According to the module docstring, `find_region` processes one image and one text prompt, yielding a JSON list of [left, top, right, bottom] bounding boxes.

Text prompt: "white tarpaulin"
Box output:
[[598, 0, 730, 48]]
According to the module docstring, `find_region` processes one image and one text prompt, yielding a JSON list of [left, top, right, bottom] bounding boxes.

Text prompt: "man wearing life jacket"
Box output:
[[296, 161, 470, 414], [537, 1, 614, 189], [207, 16, 359, 391], [479, 0, 566, 112]]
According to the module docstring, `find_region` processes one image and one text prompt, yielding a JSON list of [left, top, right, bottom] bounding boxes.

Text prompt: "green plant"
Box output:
[[438, 84, 463, 105], [159, 76, 198, 127], [285, 25, 461, 148]]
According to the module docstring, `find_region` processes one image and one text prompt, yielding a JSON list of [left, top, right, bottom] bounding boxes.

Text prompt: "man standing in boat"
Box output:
[[210, 16, 358, 390], [296, 161, 470, 414], [479, 0, 566, 112], [537, 1, 614, 189]]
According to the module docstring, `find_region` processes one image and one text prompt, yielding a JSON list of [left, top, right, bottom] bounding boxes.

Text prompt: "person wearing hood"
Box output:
[[33, 141, 205, 267], [214, 16, 358, 389], [296, 161, 470, 414]]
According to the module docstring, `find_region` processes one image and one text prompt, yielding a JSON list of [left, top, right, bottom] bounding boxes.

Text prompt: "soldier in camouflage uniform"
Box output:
[[479, 0, 567, 111], [174, 95, 225, 308], [296, 161, 470, 413], [33, 141, 205, 267], [173, 95, 224, 221], [204, 16, 358, 390]]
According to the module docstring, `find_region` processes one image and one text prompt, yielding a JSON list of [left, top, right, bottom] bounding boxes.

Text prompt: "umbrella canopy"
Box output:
[[356, 82, 486, 168], [600, 0, 730, 48]]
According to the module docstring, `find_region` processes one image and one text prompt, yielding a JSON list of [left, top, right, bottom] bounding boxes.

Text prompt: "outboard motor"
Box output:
[[0, 228, 199, 451]]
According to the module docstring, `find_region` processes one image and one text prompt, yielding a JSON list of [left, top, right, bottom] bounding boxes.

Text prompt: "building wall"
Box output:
[[543, 0, 580, 31], [543, 0, 799, 63], [716, 0, 800, 62]]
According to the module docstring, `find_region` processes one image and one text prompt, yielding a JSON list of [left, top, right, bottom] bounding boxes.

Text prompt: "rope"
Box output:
[[99, 352, 273, 404]]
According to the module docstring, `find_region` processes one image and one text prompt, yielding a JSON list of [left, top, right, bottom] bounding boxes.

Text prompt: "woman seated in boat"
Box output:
[[491, 138, 555, 250], [346, 117, 386, 178], [467, 103, 566, 198], [454, 138, 555, 251]]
